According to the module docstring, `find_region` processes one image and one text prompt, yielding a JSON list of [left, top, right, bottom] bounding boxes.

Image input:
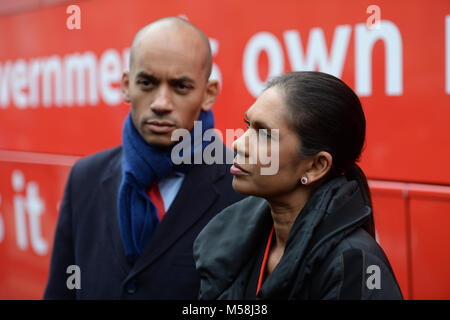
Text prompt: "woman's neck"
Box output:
[[267, 188, 310, 249]]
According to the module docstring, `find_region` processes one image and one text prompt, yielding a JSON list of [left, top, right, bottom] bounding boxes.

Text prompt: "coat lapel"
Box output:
[[125, 162, 226, 281], [100, 147, 131, 275]]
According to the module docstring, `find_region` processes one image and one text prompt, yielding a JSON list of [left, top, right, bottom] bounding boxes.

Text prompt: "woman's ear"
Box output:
[[121, 71, 131, 103], [201, 80, 219, 111], [304, 151, 333, 184]]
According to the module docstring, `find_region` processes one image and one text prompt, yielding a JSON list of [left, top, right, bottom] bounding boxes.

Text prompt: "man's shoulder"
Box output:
[[74, 145, 122, 170], [70, 145, 122, 181]]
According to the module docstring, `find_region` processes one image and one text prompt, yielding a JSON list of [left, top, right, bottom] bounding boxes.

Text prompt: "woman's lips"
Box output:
[[230, 162, 249, 175], [146, 120, 175, 134]]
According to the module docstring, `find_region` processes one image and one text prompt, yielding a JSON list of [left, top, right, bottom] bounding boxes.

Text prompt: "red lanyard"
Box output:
[[256, 226, 274, 296]]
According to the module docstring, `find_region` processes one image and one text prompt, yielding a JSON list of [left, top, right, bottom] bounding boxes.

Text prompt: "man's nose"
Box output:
[[150, 84, 173, 114]]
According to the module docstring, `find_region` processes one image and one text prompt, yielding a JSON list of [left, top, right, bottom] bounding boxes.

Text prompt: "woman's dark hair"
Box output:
[[266, 71, 375, 238]]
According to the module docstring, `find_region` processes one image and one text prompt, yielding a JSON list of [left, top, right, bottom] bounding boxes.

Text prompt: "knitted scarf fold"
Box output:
[[118, 110, 214, 264]]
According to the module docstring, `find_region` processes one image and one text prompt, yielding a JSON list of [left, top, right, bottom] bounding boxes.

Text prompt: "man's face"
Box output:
[[121, 24, 217, 147]]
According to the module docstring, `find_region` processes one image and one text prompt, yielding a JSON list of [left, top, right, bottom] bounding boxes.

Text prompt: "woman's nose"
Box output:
[[232, 131, 249, 161]]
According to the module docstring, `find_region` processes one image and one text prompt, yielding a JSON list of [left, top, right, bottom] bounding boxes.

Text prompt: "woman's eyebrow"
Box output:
[[244, 112, 272, 130]]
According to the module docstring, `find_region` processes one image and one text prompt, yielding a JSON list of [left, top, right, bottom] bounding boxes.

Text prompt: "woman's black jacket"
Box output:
[[193, 176, 403, 300]]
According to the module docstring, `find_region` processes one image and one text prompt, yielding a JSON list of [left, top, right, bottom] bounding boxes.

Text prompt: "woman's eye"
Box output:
[[262, 129, 271, 137]]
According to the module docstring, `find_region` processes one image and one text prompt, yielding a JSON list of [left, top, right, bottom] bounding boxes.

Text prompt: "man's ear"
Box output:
[[304, 151, 333, 184], [121, 70, 131, 103], [201, 80, 219, 111]]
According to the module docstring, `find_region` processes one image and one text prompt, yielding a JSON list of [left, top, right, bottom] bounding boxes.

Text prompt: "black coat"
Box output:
[[44, 145, 244, 299], [194, 176, 403, 300]]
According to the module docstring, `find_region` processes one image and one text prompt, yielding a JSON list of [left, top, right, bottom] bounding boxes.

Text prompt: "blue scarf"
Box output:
[[118, 110, 214, 264]]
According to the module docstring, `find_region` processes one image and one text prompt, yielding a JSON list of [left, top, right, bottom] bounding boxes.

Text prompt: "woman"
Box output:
[[193, 71, 403, 300]]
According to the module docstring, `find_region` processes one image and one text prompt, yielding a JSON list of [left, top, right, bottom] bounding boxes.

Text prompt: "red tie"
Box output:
[[147, 182, 165, 221]]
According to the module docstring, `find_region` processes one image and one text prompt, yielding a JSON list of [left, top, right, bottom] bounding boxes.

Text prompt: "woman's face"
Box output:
[[231, 86, 309, 198]]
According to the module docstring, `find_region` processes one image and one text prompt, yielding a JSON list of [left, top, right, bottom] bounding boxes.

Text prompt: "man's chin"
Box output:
[[143, 135, 176, 148]]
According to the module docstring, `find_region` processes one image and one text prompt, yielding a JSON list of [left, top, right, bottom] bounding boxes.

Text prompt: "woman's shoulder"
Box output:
[[194, 195, 270, 249], [193, 196, 273, 299], [308, 227, 404, 299], [225, 195, 267, 215], [316, 227, 394, 275], [219, 195, 268, 215], [335, 227, 386, 258]]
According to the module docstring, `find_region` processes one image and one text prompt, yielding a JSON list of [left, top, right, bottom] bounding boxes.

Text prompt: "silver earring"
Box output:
[[300, 177, 308, 185]]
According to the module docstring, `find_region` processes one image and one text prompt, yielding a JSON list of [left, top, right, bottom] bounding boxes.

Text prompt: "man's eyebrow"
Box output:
[[170, 76, 195, 84], [136, 71, 158, 81], [136, 72, 194, 84]]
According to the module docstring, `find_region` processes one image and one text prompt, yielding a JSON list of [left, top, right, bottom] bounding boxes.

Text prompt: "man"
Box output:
[[44, 17, 243, 299]]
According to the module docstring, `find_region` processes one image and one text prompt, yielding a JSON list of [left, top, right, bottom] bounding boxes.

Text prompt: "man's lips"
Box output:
[[230, 162, 249, 175], [145, 120, 176, 134]]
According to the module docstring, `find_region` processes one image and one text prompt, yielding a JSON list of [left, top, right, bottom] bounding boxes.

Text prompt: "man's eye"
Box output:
[[138, 80, 152, 87], [243, 119, 250, 129], [176, 83, 191, 91]]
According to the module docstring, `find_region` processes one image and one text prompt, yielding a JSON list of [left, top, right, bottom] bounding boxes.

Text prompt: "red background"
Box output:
[[0, 0, 449, 299]]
